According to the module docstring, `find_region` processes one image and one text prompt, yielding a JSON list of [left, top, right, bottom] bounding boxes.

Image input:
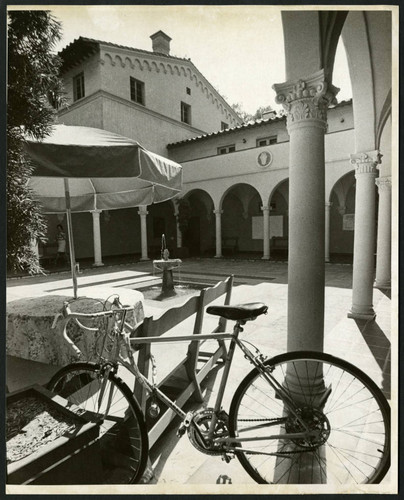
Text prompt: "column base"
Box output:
[[140, 257, 150, 261], [214, 255, 222, 259], [93, 262, 104, 267], [347, 309, 376, 321], [261, 256, 270, 260], [374, 280, 391, 290]]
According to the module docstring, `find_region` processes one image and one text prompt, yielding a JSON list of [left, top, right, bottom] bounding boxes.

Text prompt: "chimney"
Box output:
[[262, 110, 277, 120], [150, 31, 172, 56]]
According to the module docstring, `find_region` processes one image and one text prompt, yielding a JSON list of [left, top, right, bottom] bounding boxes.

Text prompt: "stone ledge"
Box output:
[[6, 288, 144, 367]]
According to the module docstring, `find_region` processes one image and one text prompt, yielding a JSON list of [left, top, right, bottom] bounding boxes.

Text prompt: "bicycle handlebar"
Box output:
[[51, 297, 135, 358]]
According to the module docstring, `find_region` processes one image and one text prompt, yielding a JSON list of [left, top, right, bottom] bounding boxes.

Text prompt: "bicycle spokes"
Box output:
[[229, 354, 390, 484]]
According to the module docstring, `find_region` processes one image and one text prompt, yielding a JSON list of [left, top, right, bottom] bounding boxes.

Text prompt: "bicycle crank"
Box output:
[[188, 408, 231, 456]]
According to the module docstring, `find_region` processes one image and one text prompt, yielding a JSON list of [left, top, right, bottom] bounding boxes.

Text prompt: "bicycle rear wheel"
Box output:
[[47, 362, 148, 484], [229, 351, 390, 485]]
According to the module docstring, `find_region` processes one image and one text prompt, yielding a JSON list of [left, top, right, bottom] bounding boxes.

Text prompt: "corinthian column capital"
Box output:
[[350, 150, 381, 176], [272, 69, 339, 130], [375, 176, 392, 191]]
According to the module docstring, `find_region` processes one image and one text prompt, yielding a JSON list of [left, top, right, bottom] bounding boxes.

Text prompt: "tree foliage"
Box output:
[[7, 10, 65, 274], [231, 103, 253, 123], [231, 103, 278, 123]]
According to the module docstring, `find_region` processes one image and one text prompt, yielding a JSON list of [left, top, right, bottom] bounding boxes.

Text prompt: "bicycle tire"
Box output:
[[229, 351, 390, 485], [47, 362, 148, 484]]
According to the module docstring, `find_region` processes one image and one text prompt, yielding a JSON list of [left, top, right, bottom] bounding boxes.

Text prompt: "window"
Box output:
[[186, 87, 191, 95], [256, 136, 277, 147], [181, 102, 191, 124], [130, 77, 145, 105], [221, 122, 229, 130], [218, 144, 235, 155], [73, 72, 85, 101]]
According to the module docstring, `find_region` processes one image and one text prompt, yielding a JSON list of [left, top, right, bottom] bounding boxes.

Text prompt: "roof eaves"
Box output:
[[167, 115, 286, 148], [59, 36, 195, 69]]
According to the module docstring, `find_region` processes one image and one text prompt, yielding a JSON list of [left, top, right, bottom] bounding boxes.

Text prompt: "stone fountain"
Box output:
[[153, 234, 182, 295]]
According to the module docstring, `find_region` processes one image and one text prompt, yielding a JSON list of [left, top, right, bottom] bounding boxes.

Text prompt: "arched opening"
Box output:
[[182, 190, 214, 257], [221, 184, 262, 258], [329, 172, 355, 262], [269, 179, 289, 260], [147, 201, 176, 258], [329, 171, 379, 263], [332, 33, 352, 102]]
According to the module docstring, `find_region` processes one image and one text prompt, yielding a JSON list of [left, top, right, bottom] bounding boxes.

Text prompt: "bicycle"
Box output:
[[47, 292, 390, 485]]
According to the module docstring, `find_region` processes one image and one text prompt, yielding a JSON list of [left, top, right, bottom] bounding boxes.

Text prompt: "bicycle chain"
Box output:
[[238, 417, 286, 422], [236, 417, 312, 456]]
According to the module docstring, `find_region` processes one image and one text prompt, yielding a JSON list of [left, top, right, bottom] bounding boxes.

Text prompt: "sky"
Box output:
[[10, 5, 352, 115]]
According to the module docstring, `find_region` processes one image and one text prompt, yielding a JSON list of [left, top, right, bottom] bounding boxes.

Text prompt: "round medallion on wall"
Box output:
[[257, 150, 273, 169]]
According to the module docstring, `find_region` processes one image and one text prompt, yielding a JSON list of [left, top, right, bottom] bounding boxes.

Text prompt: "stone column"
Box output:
[[173, 203, 183, 248], [30, 238, 39, 259], [348, 151, 380, 319], [374, 177, 391, 289], [261, 205, 270, 260], [325, 202, 332, 262], [138, 206, 149, 261], [214, 209, 223, 258], [91, 210, 104, 267], [273, 69, 338, 352]]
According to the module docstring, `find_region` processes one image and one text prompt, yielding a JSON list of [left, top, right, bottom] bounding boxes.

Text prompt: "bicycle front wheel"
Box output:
[[229, 351, 390, 485], [47, 362, 148, 484]]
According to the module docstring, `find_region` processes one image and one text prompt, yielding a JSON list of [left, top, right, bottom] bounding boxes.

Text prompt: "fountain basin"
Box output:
[[153, 259, 182, 271], [133, 281, 209, 302]]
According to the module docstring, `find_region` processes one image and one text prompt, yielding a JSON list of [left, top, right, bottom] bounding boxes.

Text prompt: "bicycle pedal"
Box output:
[[221, 453, 233, 463], [176, 425, 186, 438], [177, 411, 193, 438]]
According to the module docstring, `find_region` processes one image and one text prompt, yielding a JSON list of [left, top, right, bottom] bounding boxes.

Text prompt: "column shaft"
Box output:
[[261, 205, 270, 260], [273, 70, 338, 353], [91, 210, 104, 267], [31, 238, 39, 259], [288, 124, 326, 351], [138, 206, 149, 261], [325, 202, 332, 262], [214, 210, 223, 258], [348, 152, 379, 319], [174, 206, 183, 248], [375, 177, 391, 288]]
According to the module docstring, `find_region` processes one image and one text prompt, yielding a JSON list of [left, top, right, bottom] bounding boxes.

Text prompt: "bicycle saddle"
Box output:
[[206, 303, 268, 321]]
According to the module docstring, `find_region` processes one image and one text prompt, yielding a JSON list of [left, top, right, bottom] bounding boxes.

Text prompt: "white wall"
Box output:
[[99, 46, 241, 133]]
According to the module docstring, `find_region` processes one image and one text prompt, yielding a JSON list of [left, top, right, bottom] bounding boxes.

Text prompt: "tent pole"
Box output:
[[64, 178, 78, 298]]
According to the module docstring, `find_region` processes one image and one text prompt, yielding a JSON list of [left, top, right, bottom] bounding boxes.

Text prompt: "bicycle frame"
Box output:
[[115, 319, 312, 451], [60, 305, 314, 452], [53, 301, 391, 484]]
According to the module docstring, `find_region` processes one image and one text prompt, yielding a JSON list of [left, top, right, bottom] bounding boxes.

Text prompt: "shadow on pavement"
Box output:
[[148, 364, 223, 483], [354, 318, 391, 399], [377, 287, 391, 300]]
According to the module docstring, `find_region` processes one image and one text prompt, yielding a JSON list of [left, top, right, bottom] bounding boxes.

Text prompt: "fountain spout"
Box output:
[[153, 234, 182, 294]]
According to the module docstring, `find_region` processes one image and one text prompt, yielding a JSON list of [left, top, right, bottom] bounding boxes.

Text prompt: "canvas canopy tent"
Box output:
[[24, 124, 183, 297]]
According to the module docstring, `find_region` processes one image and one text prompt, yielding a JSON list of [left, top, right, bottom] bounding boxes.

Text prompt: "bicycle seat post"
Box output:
[[233, 319, 246, 338]]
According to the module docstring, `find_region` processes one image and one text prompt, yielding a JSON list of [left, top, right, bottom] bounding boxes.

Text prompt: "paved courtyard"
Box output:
[[6, 258, 395, 493]]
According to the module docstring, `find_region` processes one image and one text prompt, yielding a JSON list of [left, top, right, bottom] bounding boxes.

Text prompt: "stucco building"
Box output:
[[38, 9, 394, 356], [42, 31, 364, 266]]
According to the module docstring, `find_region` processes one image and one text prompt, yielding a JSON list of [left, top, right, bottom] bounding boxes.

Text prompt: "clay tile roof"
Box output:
[[167, 115, 285, 148], [167, 98, 352, 148]]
